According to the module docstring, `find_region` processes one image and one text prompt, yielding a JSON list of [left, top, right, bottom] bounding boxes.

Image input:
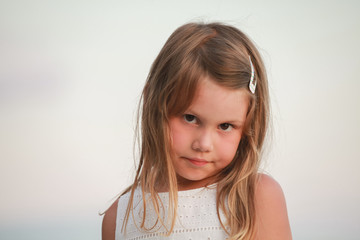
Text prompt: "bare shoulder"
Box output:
[[102, 198, 119, 240], [255, 173, 292, 240]]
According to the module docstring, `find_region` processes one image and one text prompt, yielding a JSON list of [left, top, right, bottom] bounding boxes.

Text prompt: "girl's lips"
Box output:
[[185, 157, 209, 166]]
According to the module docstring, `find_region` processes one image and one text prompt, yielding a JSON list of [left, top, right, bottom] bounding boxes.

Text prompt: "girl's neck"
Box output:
[[176, 174, 218, 191], [154, 175, 218, 192]]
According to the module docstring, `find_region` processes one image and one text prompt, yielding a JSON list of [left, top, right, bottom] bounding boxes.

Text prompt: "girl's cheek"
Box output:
[[169, 118, 192, 145], [219, 134, 241, 156]]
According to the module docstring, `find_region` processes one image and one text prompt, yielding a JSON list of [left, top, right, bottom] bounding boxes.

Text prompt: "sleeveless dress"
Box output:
[[115, 185, 229, 240]]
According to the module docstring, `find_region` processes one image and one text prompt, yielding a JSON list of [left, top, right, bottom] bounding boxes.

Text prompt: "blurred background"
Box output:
[[0, 0, 359, 239]]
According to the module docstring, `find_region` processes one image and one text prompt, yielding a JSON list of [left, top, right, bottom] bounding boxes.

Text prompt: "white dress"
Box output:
[[115, 185, 229, 240]]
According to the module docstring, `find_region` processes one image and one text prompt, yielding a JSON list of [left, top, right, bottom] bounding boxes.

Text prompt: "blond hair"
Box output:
[[122, 22, 269, 240]]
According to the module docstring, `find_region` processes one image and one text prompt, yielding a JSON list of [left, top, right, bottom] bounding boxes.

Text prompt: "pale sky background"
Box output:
[[0, 0, 359, 239]]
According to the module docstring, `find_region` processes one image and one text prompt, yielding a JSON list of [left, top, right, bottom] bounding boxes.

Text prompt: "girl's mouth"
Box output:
[[186, 157, 209, 166]]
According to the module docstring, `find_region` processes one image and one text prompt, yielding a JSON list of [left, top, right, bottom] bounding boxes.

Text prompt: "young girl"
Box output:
[[102, 22, 291, 240]]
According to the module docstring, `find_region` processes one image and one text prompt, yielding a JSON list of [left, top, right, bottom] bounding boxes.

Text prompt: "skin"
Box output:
[[168, 77, 249, 190], [255, 174, 292, 239], [102, 200, 118, 240], [102, 77, 292, 239]]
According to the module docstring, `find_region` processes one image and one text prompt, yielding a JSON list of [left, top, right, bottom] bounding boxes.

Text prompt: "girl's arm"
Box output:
[[255, 174, 292, 240], [102, 199, 119, 240]]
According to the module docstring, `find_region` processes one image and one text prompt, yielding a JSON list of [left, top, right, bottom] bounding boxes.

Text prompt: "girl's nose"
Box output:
[[191, 128, 214, 152]]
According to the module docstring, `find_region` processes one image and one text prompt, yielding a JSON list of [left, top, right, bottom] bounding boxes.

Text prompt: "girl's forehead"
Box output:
[[194, 76, 250, 103], [186, 77, 250, 122]]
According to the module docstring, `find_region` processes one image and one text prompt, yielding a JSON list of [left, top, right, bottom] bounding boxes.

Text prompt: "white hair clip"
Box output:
[[249, 56, 256, 94]]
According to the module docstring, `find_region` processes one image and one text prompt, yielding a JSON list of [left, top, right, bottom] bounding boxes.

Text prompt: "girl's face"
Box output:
[[169, 77, 250, 190]]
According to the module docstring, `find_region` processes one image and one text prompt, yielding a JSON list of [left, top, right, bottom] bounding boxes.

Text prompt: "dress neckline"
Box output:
[[155, 183, 217, 196]]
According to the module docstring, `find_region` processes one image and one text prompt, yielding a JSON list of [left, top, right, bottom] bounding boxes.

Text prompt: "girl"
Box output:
[[102, 22, 291, 240]]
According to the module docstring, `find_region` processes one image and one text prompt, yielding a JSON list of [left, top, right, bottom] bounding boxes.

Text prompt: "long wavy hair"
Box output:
[[122, 22, 269, 240]]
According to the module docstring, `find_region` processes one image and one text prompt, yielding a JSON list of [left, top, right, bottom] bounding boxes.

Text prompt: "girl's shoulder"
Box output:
[[255, 173, 292, 239], [256, 173, 284, 197], [102, 198, 119, 240], [101, 189, 141, 240]]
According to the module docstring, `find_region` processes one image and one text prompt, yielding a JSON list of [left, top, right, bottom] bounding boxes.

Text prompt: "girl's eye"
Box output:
[[183, 114, 197, 123], [219, 123, 233, 131]]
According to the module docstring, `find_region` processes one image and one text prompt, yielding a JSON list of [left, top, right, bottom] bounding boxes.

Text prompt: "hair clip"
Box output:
[[248, 56, 256, 94]]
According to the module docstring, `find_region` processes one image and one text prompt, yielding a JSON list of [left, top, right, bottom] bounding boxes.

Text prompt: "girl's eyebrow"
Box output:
[[185, 109, 245, 126], [227, 120, 244, 126]]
